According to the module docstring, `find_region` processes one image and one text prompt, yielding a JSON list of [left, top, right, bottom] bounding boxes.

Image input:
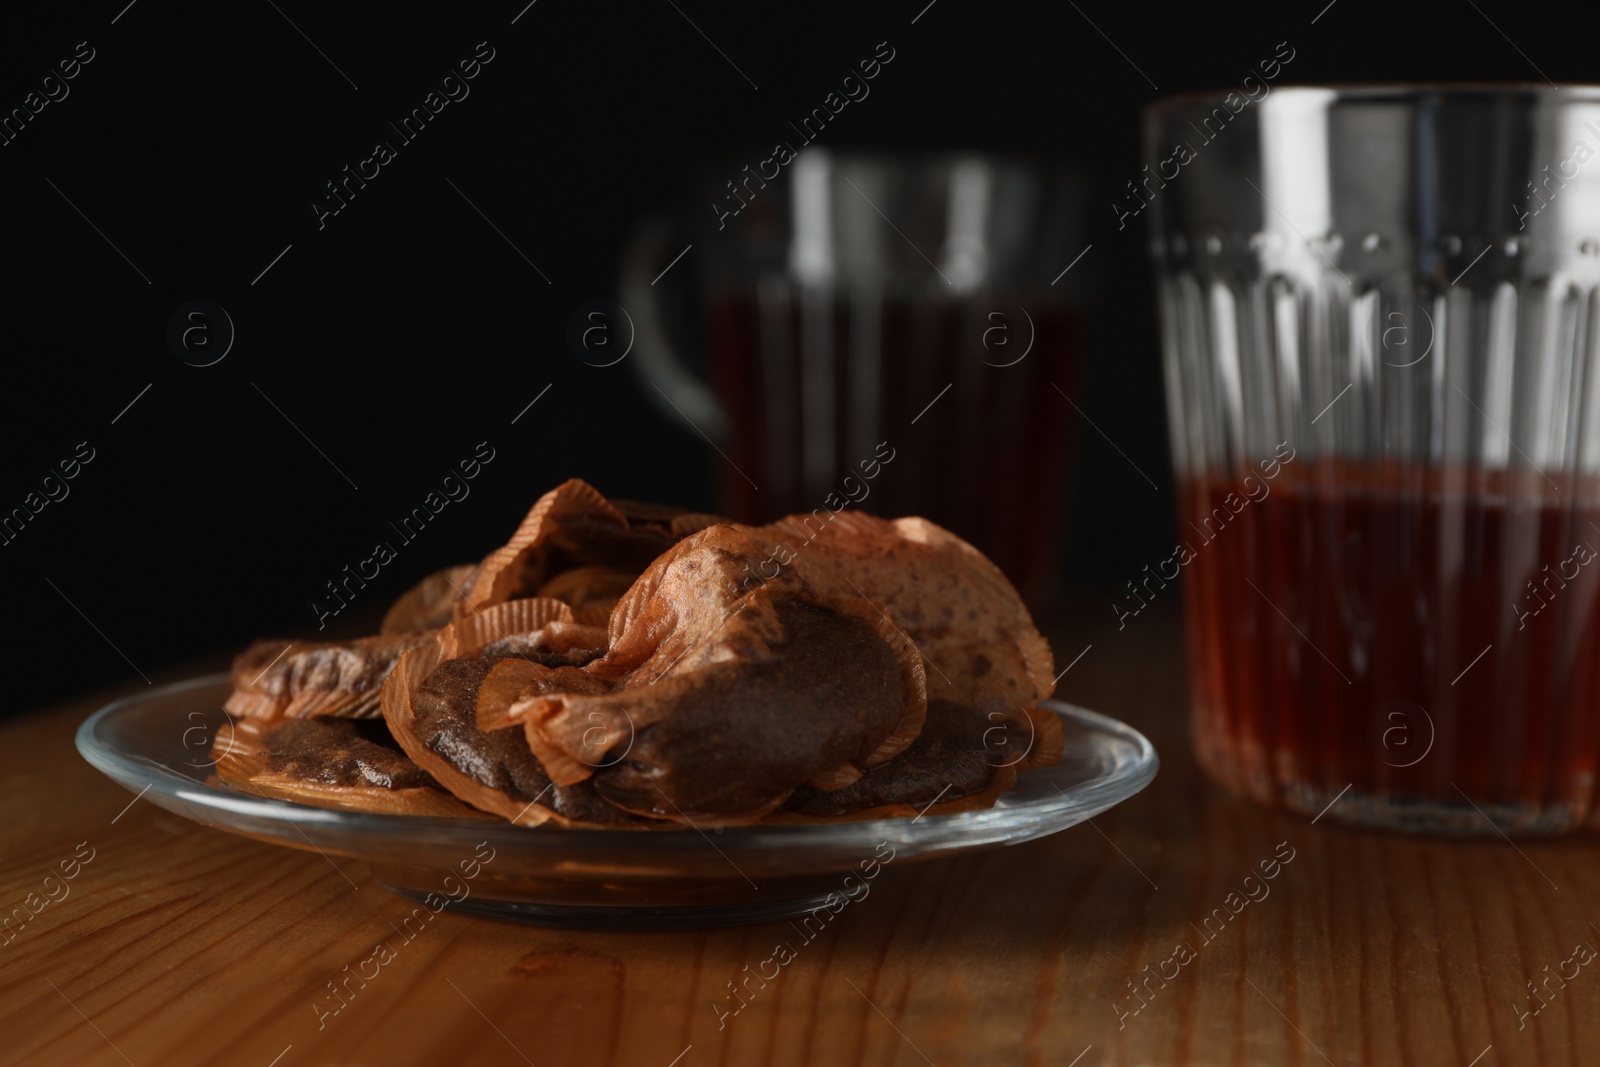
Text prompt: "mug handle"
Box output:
[[619, 215, 729, 441]]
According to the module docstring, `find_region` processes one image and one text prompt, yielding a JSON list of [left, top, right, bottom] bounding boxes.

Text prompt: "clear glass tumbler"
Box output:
[[1145, 86, 1600, 835]]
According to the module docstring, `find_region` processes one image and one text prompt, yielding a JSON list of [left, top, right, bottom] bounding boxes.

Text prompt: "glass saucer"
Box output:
[[76, 675, 1157, 929]]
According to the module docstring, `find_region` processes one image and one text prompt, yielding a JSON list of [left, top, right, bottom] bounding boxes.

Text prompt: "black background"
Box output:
[[1, 0, 1577, 717]]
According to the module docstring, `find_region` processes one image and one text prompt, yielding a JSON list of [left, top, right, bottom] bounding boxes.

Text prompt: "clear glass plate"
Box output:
[[76, 675, 1158, 929]]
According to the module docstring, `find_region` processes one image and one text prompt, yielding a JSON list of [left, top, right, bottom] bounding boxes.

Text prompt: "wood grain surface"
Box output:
[[3, 604, 1597, 1067]]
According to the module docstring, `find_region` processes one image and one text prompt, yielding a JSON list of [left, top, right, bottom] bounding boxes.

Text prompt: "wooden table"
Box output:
[[3, 604, 1596, 1067]]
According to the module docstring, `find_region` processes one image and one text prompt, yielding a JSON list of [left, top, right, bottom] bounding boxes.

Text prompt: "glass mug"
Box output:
[[1147, 85, 1600, 834], [621, 148, 1092, 614]]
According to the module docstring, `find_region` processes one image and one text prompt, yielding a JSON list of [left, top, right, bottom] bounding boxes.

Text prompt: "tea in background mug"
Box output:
[[623, 148, 1093, 613]]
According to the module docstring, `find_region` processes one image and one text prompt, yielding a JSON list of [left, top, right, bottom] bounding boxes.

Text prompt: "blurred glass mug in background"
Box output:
[[1147, 86, 1600, 834], [620, 149, 1092, 614]]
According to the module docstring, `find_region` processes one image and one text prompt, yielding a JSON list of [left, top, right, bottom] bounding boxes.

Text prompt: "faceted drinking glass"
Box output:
[[1146, 85, 1600, 834]]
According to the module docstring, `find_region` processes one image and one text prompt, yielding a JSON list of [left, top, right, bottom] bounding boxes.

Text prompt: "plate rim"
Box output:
[[76, 673, 1159, 856]]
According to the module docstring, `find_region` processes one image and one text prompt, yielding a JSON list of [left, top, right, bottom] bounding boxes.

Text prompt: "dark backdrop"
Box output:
[[1, 0, 1580, 716]]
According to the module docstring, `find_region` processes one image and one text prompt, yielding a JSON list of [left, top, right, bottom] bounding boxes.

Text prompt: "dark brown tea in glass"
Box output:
[[1181, 462, 1600, 829], [625, 149, 1092, 615], [706, 294, 1086, 610], [1148, 85, 1600, 834]]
